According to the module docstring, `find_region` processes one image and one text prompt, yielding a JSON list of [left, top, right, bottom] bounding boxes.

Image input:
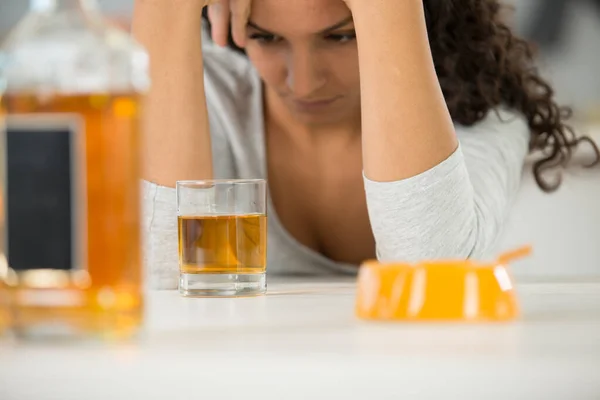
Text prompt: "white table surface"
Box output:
[[1, 277, 599, 400]]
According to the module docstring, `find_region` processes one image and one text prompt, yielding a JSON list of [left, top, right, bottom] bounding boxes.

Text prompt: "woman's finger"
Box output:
[[230, 0, 252, 48], [208, 0, 231, 47]]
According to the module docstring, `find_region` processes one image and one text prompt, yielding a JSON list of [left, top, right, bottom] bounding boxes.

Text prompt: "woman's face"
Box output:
[[245, 0, 361, 126]]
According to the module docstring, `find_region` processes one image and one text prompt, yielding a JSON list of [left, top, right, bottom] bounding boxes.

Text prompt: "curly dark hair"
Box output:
[[202, 0, 600, 192]]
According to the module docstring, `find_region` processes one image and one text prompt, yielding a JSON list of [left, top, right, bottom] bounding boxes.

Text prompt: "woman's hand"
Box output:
[[206, 0, 252, 48]]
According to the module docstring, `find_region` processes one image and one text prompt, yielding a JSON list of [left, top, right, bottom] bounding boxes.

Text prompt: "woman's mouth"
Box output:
[[291, 96, 339, 112]]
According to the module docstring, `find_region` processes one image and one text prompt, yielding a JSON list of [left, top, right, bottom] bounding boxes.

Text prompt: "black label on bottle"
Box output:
[[4, 115, 85, 272]]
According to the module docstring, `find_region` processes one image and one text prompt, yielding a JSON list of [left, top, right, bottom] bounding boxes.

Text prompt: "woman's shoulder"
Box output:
[[201, 22, 260, 107], [455, 107, 530, 152], [454, 107, 530, 179], [455, 107, 528, 135]]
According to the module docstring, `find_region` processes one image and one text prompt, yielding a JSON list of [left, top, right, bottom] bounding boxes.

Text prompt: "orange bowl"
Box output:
[[355, 247, 530, 322]]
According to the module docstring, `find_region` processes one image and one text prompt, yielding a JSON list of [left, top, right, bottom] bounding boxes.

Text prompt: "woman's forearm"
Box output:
[[348, 0, 458, 182], [132, 0, 213, 187]]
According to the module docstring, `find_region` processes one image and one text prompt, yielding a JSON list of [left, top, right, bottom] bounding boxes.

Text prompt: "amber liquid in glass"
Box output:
[[0, 93, 143, 338], [178, 214, 267, 275]]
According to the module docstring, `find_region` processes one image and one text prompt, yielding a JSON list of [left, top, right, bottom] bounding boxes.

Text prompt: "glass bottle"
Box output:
[[0, 0, 149, 339]]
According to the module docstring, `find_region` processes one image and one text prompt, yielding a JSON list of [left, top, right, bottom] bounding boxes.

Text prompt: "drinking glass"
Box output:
[[176, 179, 267, 297]]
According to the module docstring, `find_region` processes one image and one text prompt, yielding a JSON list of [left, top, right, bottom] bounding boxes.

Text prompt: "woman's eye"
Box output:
[[248, 33, 281, 44], [325, 32, 357, 43]]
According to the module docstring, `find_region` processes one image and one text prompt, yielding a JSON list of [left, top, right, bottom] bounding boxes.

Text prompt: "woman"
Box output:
[[133, 0, 598, 288]]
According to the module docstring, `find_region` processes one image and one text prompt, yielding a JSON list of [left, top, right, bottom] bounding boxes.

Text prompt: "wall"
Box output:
[[0, 0, 134, 37]]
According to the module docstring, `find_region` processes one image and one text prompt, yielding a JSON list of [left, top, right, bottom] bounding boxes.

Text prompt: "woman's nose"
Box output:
[[285, 49, 326, 98]]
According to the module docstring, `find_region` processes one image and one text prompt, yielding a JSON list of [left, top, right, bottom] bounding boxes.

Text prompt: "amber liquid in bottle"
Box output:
[[1, 93, 143, 338]]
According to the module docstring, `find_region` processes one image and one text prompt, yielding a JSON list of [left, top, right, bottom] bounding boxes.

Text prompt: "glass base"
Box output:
[[2, 307, 142, 342], [179, 273, 266, 297], [1, 285, 143, 342]]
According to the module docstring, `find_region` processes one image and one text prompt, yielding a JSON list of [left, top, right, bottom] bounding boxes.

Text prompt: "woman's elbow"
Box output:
[[374, 203, 502, 263]]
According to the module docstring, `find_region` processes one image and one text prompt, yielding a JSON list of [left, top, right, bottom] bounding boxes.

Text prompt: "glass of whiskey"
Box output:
[[0, 0, 149, 339], [177, 180, 268, 297]]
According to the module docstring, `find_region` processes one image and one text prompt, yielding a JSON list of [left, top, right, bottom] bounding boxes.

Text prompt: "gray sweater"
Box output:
[[143, 30, 530, 289]]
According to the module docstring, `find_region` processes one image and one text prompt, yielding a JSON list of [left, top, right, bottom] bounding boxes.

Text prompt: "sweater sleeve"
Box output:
[[363, 108, 530, 262]]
